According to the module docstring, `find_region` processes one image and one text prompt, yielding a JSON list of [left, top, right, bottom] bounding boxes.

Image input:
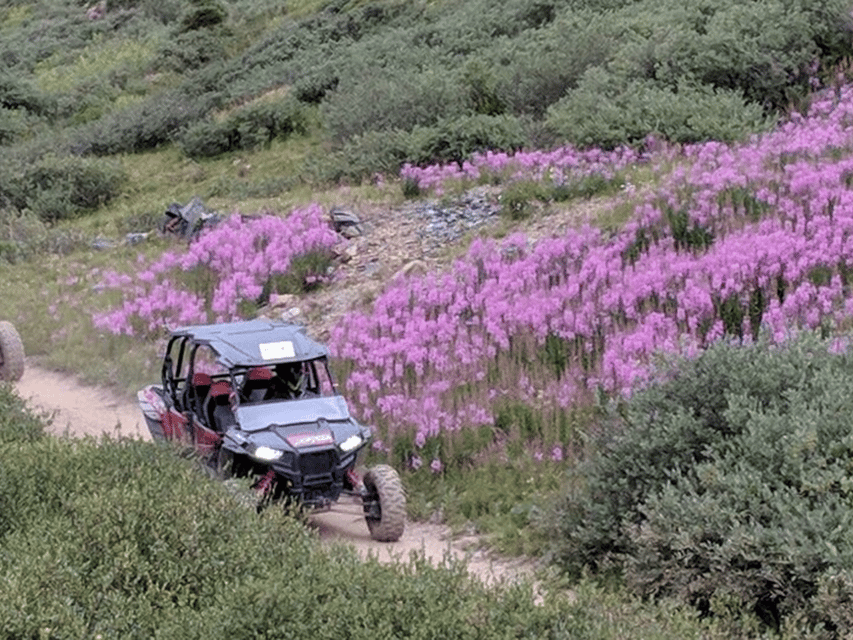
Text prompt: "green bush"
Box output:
[[499, 180, 549, 220], [179, 96, 307, 158], [0, 431, 563, 639], [0, 385, 44, 446], [0, 107, 28, 145], [310, 127, 412, 184], [484, 11, 618, 117], [178, 0, 228, 33], [104, 0, 185, 24], [0, 208, 93, 262], [0, 72, 52, 115], [72, 88, 218, 155], [550, 332, 853, 633], [293, 62, 340, 104], [0, 154, 125, 223], [321, 65, 468, 141], [152, 28, 228, 72], [408, 113, 526, 167], [546, 69, 772, 148]]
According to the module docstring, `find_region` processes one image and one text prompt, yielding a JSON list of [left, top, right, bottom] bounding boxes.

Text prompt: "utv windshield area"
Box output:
[[232, 357, 338, 405]]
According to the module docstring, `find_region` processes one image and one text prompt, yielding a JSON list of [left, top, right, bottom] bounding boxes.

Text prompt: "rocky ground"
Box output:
[[265, 185, 614, 342]]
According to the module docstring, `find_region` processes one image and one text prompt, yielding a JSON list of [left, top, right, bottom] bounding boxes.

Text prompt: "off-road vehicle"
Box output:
[[138, 319, 405, 541], [0, 321, 24, 382]]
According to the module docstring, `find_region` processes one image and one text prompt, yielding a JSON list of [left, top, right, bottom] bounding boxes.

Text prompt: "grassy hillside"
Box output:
[[1, 0, 851, 227]]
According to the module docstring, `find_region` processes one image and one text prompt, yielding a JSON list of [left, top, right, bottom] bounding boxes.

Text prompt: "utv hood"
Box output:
[[235, 396, 352, 432]]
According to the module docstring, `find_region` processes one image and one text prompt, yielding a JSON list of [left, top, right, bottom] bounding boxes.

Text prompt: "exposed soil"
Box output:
[[14, 357, 539, 587]]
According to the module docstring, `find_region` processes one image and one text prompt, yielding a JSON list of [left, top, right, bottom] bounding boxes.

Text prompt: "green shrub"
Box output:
[[152, 28, 228, 72], [178, 0, 228, 33], [104, 0, 184, 24], [407, 113, 526, 167], [550, 332, 853, 633], [546, 68, 772, 149], [0, 72, 52, 115], [321, 65, 468, 141], [310, 127, 412, 184], [293, 63, 340, 104], [0, 385, 44, 446], [0, 432, 580, 639], [1, 155, 125, 223], [485, 11, 618, 117], [499, 179, 549, 220], [72, 88, 218, 155], [179, 96, 306, 158], [0, 107, 28, 145]]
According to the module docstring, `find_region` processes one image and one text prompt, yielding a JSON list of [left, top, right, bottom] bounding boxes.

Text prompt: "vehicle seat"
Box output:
[[190, 372, 212, 412], [242, 367, 273, 403], [205, 380, 236, 432]]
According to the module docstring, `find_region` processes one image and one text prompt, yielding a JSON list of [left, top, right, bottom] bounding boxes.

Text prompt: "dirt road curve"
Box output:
[[13, 359, 535, 587]]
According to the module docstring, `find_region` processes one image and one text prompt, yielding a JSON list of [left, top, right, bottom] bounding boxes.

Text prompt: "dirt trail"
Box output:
[[13, 359, 536, 587]]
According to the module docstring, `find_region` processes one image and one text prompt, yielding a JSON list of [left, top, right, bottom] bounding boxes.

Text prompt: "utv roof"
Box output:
[[170, 319, 329, 368]]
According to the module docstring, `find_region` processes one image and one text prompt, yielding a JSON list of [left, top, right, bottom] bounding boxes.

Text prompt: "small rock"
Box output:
[[91, 238, 115, 251], [125, 232, 149, 245], [394, 259, 428, 280], [269, 293, 298, 310], [330, 207, 363, 238], [280, 307, 302, 322]]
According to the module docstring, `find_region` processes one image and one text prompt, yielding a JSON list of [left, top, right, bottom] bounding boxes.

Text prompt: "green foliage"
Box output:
[[310, 128, 412, 184], [293, 63, 340, 104], [478, 10, 618, 117], [546, 69, 772, 149], [178, 0, 228, 33], [72, 88, 218, 155], [664, 205, 715, 252], [0, 416, 586, 640], [0, 154, 125, 223], [103, 0, 185, 24], [0, 71, 51, 114], [179, 96, 307, 158], [408, 114, 526, 167], [321, 65, 468, 141], [0, 209, 91, 262], [499, 180, 549, 220], [607, 0, 847, 112], [152, 27, 228, 72], [549, 332, 853, 633], [0, 384, 44, 446]]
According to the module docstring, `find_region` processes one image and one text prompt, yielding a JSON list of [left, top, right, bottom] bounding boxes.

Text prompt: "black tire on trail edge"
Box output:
[[363, 464, 406, 542], [0, 321, 24, 382]]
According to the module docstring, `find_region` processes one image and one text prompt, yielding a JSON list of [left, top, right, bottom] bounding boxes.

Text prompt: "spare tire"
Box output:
[[0, 321, 24, 382]]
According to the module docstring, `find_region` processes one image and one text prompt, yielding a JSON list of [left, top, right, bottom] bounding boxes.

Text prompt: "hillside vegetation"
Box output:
[[5, 0, 853, 636], [0, 0, 851, 225]]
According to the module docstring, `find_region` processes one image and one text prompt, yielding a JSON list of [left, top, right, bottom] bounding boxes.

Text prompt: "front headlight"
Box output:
[[252, 445, 284, 461], [339, 434, 363, 452]]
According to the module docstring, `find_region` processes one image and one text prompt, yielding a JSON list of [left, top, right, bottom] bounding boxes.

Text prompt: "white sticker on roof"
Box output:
[[259, 340, 295, 360]]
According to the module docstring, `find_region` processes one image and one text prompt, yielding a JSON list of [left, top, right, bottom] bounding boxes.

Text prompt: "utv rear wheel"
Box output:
[[363, 464, 405, 542], [0, 321, 24, 382]]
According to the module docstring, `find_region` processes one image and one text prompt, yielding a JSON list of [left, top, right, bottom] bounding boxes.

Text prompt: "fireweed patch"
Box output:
[[92, 204, 339, 337], [400, 144, 642, 197], [332, 86, 853, 469]]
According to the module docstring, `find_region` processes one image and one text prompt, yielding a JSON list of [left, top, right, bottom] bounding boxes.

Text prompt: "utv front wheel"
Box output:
[[362, 464, 405, 542], [0, 321, 24, 382]]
